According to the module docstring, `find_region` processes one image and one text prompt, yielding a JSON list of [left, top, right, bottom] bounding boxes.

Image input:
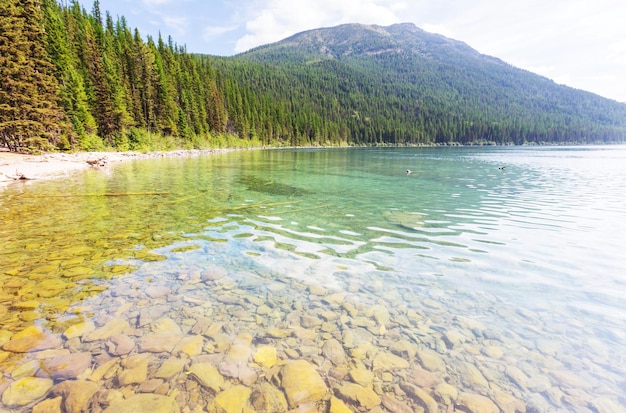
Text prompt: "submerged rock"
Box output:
[[138, 333, 181, 353], [400, 383, 438, 413], [145, 286, 171, 299], [0, 329, 12, 346], [416, 348, 445, 372], [187, 362, 224, 392], [50, 380, 99, 413], [207, 385, 252, 413], [280, 360, 328, 408], [224, 343, 252, 364], [253, 345, 278, 368], [2, 377, 53, 407], [526, 374, 552, 393], [381, 394, 413, 413], [505, 365, 528, 390], [348, 366, 374, 388], [103, 393, 180, 413], [173, 335, 204, 357], [32, 396, 63, 413], [117, 361, 148, 386], [456, 362, 489, 388], [151, 317, 183, 335], [406, 364, 441, 389], [63, 321, 96, 340], [372, 351, 410, 371], [367, 304, 390, 325], [84, 317, 130, 342], [155, 357, 187, 379], [330, 396, 353, 413], [39, 352, 92, 380], [11, 359, 40, 379], [89, 358, 119, 382], [2, 326, 62, 353], [335, 382, 381, 410], [138, 378, 164, 393], [433, 382, 458, 406], [589, 397, 625, 413], [456, 392, 499, 413], [250, 382, 288, 413], [106, 334, 135, 356], [322, 338, 346, 365]]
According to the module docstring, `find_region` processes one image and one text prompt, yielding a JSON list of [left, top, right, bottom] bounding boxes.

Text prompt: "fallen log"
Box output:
[[7, 171, 34, 180], [86, 157, 108, 167]]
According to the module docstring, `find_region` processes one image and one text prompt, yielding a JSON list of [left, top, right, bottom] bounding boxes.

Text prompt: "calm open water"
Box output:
[[1, 146, 625, 411]]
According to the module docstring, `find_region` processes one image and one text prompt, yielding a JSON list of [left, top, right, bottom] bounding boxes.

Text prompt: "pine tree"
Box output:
[[71, 1, 116, 143], [43, 0, 96, 144], [151, 35, 178, 135], [0, 0, 72, 152]]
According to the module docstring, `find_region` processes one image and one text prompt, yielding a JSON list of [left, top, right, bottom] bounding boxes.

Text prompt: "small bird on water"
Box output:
[[406, 169, 412, 175]]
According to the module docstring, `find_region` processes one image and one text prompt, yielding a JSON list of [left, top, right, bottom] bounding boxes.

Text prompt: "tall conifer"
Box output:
[[43, 0, 96, 143], [0, 0, 71, 152]]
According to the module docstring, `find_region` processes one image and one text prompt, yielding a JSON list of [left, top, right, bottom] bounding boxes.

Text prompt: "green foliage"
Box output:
[[22, 136, 56, 154], [0, 0, 73, 152], [0, 0, 234, 152], [79, 133, 106, 151], [207, 134, 263, 149], [1, 7, 624, 153], [223, 23, 626, 145]]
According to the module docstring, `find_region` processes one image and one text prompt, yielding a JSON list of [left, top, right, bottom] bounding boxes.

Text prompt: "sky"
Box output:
[[85, 0, 626, 103]]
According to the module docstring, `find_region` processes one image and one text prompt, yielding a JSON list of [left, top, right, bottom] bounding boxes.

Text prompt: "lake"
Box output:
[[1, 146, 625, 412]]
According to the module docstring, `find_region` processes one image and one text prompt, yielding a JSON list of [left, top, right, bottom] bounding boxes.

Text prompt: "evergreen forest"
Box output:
[[1, 1, 625, 153]]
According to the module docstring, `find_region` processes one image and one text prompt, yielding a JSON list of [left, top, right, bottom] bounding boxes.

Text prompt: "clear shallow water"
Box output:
[[1, 146, 626, 412]]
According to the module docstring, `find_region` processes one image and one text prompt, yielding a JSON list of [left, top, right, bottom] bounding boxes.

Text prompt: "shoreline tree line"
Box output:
[[1, 0, 625, 153]]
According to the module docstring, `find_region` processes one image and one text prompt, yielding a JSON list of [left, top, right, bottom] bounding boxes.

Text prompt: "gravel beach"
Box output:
[[0, 148, 235, 189]]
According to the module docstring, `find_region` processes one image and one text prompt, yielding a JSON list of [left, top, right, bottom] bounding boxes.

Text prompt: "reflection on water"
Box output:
[[1, 146, 626, 412]]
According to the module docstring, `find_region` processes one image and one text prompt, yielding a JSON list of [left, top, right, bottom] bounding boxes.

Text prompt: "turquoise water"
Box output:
[[1, 146, 625, 411]]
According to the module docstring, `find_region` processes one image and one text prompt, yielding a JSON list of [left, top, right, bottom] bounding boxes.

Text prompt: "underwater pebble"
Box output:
[[50, 380, 99, 413], [0, 231, 623, 413], [2, 377, 53, 407], [456, 392, 499, 413], [336, 382, 381, 409], [207, 385, 251, 413], [187, 362, 224, 392], [103, 393, 180, 413], [39, 352, 92, 380], [250, 382, 288, 412], [280, 360, 328, 408]]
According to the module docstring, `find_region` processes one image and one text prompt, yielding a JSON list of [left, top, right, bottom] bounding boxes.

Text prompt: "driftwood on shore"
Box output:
[[6, 171, 34, 181], [86, 157, 108, 167]]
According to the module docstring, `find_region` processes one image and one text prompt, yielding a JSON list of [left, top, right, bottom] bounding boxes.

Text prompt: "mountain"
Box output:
[[239, 22, 485, 63], [3, 3, 625, 153], [212, 22, 626, 145]]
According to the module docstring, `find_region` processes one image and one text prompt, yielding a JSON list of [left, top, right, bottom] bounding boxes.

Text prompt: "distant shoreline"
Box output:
[[0, 148, 241, 190], [3, 142, 624, 190]]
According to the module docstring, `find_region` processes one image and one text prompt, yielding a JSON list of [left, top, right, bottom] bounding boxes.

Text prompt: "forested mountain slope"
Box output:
[[223, 23, 626, 145], [1, 2, 625, 152]]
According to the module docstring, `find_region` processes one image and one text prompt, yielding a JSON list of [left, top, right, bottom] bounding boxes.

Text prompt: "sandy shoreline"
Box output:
[[0, 148, 235, 190]]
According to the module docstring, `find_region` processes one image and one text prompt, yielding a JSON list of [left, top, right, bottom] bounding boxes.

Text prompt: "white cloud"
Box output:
[[235, 0, 402, 53], [162, 16, 188, 35], [421, 24, 453, 38], [92, 0, 626, 101], [608, 39, 626, 65], [203, 25, 239, 39], [141, 0, 174, 5]]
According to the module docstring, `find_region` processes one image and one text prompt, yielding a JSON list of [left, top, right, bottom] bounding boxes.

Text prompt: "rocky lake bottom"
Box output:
[[1, 147, 626, 412]]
